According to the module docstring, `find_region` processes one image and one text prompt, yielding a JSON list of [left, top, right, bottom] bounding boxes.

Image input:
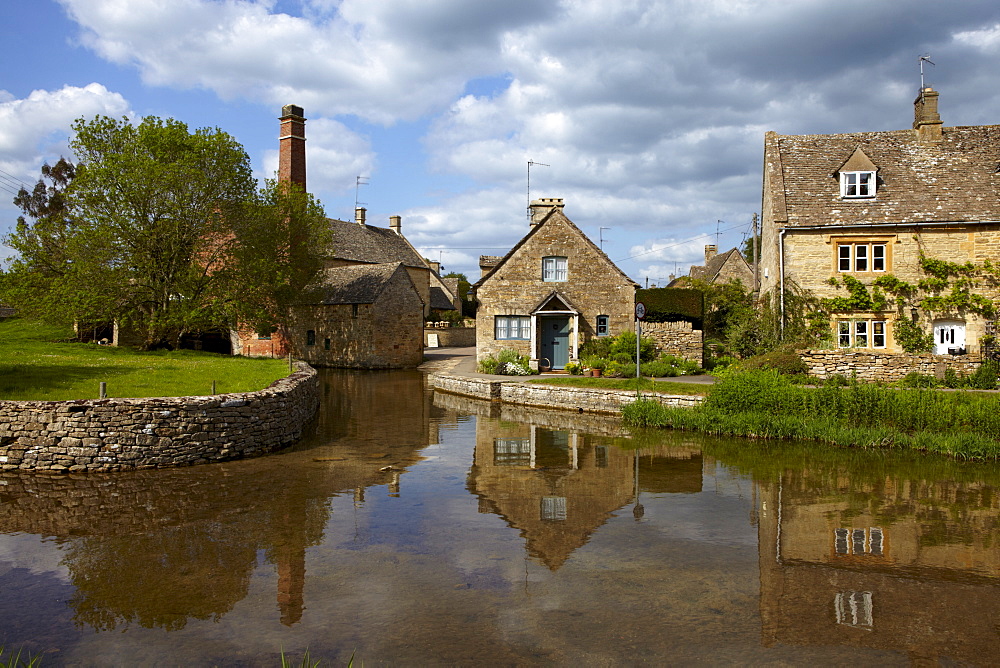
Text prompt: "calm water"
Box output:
[[2, 370, 1000, 665]]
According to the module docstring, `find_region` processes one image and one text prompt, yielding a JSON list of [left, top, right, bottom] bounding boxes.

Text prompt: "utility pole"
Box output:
[[752, 212, 759, 299]]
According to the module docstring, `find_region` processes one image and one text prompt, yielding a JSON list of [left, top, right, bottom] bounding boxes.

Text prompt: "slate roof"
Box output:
[[327, 219, 427, 267], [688, 248, 749, 283], [429, 286, 455, 310], [764, 125, 1000, 227], [302, 263, 408, 305]]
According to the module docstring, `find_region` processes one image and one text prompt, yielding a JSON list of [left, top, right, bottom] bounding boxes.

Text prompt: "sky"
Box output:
[[2, 0, 1000, 285]]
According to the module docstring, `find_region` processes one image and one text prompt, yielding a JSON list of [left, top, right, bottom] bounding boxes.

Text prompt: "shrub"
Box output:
[[967, 360, 1000, 390], [477, 356, 500, 374], [898, 372, 938, 388], [739, 351, 808, 376], [564, 361, 582, 375]]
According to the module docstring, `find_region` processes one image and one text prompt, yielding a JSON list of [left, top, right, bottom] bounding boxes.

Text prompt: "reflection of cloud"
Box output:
[[0, 533, 71, 579]]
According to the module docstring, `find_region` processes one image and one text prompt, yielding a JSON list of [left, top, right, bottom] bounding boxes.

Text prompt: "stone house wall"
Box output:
[[290, 271, 424, 369], [799, 349, 982, 381], [0, 364, 318, 473], [641, 320, 703, 366], [474, 209, 636, 364]]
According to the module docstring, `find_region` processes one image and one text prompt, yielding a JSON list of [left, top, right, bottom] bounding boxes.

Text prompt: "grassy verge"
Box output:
[[0, 319, 290, 401], [622, 369, 1000, 461], [525, 376, 709, 396]]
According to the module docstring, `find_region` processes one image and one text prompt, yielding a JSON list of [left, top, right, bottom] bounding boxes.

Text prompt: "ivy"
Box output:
[[915, 251, 1000, 319], [823, 275, 888, 312], [893, 316, 935, 353]]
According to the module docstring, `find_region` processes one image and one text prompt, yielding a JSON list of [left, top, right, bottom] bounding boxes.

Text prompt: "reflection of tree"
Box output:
[[64, 525, 257, 631]]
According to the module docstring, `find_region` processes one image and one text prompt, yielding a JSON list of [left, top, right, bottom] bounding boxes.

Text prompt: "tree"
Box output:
[[3, 115, 331, 350]]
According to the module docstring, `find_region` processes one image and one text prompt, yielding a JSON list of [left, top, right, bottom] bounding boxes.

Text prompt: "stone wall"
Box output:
[[428, 372, 703, 415], [799, 349, 982, 381], [0, 364, 318, 473], [424, 326, 476, 348], [641, 320, 703, 366]]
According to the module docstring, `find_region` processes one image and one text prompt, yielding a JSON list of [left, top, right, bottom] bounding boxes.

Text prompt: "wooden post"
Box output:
[[288, 352, 293, 373], [99, 382, 107, 399], [212, 380, 217, 395]]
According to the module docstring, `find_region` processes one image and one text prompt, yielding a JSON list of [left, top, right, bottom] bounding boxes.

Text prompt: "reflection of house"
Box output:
[[236, 105, 455, 366], [760, 87, 1000, 354], [472, 199, 637, 369], [669, 245, 753, 287], [757, 471, 1000, 662], [467, 417, 702, 569]]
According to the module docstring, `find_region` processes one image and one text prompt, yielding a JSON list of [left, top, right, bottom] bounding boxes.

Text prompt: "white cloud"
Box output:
[[261, 117, 375, 195]]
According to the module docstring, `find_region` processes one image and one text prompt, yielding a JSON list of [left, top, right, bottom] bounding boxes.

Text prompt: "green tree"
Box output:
[[3, 115, 331, 350]]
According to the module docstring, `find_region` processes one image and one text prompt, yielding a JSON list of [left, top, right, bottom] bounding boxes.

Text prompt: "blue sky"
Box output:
[[3, 0, 1000, 284]]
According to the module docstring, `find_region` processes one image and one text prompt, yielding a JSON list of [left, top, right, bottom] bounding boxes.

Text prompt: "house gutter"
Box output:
[[777, 219, 1000, 338]]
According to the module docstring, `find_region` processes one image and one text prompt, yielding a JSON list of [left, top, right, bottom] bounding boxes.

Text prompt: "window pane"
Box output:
[[555, 257, 567, 281], [838, 321, 851, 347], [519, 317, 531, 339], [855, 244, 868, 272], [844, 173, 857, 197], [596, 315, 609, 336], [872, 244, 885, 271], [873, 321, 885, 348], [855, 321, 868, 347], [838, 245, 851, 271], [541, 496, 567, 521], [496, 317, 508, 339]]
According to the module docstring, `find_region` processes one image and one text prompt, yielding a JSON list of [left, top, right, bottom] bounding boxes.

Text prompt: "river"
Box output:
[[1, 369, 999, 665]]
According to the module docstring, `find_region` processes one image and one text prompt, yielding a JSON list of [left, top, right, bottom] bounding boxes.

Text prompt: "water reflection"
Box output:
[[2, 370, 1000, 664]]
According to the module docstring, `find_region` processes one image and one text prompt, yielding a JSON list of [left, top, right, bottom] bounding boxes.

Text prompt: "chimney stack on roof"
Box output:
[[278, 105, 306, 191], [479, 255, 502, 278], [913, 87, 943, 143], [355, 207, 366, 226], [529, 197, 565, 226], [704, 244, 718, 264], [389, 215, 401, 235]]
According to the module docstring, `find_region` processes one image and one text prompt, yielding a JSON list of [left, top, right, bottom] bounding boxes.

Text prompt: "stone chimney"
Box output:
[[704, 244, 718, 264], [913, 87, 942, 142], [355, 207, 366, 226], [428, 260, 441, 274], [389, 215, 401, 235], [278, 105, 306, 191], [479, 255, 502, 278], [529, 197, 565, 226]]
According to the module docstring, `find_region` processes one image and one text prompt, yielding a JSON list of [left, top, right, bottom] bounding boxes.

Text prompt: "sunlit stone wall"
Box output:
[[799, 350, 982, 381], [641, 320, 704, 366], [0, 364, 318, 473]]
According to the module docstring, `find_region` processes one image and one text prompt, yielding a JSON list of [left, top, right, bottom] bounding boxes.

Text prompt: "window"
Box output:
[[542, 256, 568, 282], [541, 496, 567, 521], [837, 320, 886, 349], [351, 303, 359, 318], [495, 316, 531, 340], [494, 438, 531, 466], [841, 171, 876, 198], [324, 338, 331, 350], [835, 591, 873, 629], [837, 243, 886, 272], [596, 315, 609, 336], [835, 527, 884, 556], [257, 332, 271, 340], [306, 330, 316, 346]]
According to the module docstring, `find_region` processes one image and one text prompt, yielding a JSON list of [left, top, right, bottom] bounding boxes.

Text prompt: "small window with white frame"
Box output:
[[495, 315, 531, 340], [837, 319, 886, 349], [837, 243, 887, 273], [841, 171, 876, 198], [542, 256, 568, 282]]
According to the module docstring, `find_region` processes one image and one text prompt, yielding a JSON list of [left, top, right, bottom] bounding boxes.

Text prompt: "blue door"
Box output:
[[539, 317, 570, 369]]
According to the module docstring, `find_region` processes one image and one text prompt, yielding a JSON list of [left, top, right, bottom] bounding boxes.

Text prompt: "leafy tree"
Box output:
[[3, 115, 331, 350]]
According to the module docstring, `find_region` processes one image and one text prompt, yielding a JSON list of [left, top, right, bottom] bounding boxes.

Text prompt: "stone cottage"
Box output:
[[471, 199, 638, 370], [669, 244, 753, 288], [759, 87, 1000, 355], [237, 105, 449, 366], [291, 262, 424, 369]]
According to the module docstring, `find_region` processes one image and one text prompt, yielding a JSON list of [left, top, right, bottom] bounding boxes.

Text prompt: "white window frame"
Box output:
[[836, 319, 886, 349], [542, 256, 568, 282], [841, 170, 876, 198], [495, 315, 530, 340], [837, 243, 887, 273]]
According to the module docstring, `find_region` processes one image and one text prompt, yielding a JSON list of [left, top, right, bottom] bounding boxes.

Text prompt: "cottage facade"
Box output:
[[760, 88, 1000, 355], [670, 244, 753, 288], [472, 199, 637, 369]]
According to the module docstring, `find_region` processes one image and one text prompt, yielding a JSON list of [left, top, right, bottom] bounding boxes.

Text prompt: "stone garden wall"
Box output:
[[0, 364, 318, 473], [641, 321, 704, 367], [799, 350, 982, 381], [424, 326, 476, 348]]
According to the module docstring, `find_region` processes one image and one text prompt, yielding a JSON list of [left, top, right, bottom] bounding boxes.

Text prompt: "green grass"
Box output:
[[0, 318, 291, 401], [526, 376, 709, 396], [0, 646, 41, 668]]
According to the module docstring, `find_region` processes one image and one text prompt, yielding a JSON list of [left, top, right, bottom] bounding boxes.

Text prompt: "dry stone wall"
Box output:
[[799, 350, 982, 381], [424, 327, 476, 348], [0, 364, 318, 473], [641, 321, 703, 366]]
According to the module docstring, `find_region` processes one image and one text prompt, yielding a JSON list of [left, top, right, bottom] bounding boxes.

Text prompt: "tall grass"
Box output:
[[0, 318, 290, 400], [623, 369, 1000, 461], [0, 646, 41, 668]]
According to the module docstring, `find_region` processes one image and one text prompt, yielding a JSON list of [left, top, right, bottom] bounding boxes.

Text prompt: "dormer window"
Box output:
[[841, 171, 876, 198]]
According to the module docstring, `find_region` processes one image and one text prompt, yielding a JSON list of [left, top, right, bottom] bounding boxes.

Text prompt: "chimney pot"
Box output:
[[355, 207, 366, 225], [389, 215, 401, 234], [913, 87, 942, 142], [529, 197, 565, 226], [705, 244, 718, 264]]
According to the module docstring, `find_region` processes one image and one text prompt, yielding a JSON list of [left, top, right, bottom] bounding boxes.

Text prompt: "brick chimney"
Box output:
[[355, 207, 366, 226], [913, 87, 942, 143], [529, 197, 565, 226], [278, 105, 306, 191], [389, 215, 401, 235], [704, 244, 718, 264]]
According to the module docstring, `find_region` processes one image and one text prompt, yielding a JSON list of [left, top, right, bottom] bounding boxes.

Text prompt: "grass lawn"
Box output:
[[525, 376, 710, 396], [0, 318, 291, 401]]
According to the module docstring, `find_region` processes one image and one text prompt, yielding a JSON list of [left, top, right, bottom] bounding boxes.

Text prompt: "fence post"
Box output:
[[99, 382, 107, 399]]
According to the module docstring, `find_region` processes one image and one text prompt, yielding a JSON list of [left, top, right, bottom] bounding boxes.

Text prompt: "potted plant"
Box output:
[[590, 359, 606, 377]]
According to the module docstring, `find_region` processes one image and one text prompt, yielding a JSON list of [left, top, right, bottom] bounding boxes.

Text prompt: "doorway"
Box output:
[[539, 317, 571, 369], [933, 319, 965, 355]]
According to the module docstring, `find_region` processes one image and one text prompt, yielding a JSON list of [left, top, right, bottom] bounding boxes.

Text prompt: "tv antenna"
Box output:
[[354, 175, 369, 211], [919, 54, 935, 91], [716, 220, 724, 246], [527, 160, 549, 223], [599, 227, 611, 251]]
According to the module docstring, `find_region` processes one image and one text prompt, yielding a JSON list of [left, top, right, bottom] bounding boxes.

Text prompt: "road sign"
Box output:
[[635, 302, 646, 320]]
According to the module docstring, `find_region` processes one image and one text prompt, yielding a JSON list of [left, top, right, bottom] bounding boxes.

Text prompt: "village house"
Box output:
[[236, 105, 450, 367], [669, 244, 754, 287], [471, 198, 638, 370], [760, 87, 1000, 355]]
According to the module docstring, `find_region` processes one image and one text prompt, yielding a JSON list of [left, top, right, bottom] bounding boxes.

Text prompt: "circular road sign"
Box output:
[[635, 302, 646, 320]]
